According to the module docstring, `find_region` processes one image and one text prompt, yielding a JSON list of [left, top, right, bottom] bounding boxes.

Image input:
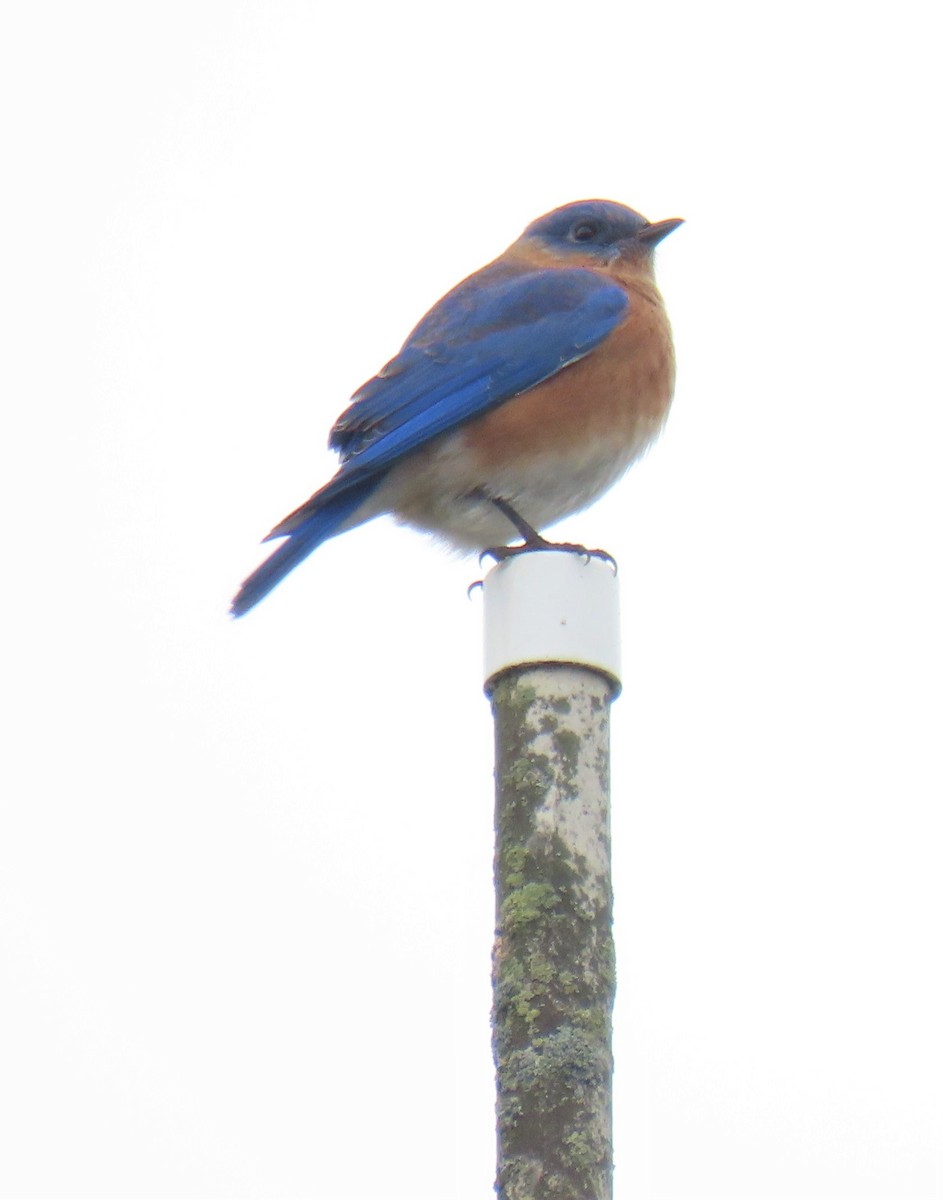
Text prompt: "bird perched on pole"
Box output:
[[231, 199, 682, 617]]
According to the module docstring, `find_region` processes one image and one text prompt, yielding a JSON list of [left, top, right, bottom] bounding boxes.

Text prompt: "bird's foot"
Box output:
[[480, 538, 617, 572], [473, 492, 617, 571]]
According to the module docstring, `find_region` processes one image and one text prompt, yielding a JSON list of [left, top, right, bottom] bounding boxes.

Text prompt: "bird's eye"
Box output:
[[572, 221, 600, 242]]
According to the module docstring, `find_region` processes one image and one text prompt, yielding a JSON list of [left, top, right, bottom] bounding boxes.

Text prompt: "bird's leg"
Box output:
[[487, 496, 551, 546], [476, 491, 617, 571]]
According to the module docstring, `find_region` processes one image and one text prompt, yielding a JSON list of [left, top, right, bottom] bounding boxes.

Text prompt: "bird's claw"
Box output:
[[479, 540, 617, 573]]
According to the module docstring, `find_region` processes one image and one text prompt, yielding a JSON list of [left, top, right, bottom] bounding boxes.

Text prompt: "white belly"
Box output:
[[366, 412, 665, 550]]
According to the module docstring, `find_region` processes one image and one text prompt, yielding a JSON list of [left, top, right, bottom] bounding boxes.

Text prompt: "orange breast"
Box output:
[[460, 271, 675, 471]]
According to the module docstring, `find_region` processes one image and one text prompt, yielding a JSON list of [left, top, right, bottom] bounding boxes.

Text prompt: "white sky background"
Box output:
[[1, 2, 941, 1197]]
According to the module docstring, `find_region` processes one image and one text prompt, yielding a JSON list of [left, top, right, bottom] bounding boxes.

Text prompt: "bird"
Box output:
[[231, 199, 682, 617]]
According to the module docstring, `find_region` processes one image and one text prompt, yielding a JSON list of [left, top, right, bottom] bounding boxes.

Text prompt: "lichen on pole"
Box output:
[[490, 664, 617, 1200]]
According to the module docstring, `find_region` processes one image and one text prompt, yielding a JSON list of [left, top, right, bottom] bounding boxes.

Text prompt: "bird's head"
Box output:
[[517, 200, 683, 274]]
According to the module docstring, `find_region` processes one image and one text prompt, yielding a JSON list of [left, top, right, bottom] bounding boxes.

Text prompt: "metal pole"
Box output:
[[483, 552, 621, 1200]]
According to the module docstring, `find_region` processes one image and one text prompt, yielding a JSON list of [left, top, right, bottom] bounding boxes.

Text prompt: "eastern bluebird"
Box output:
[[231, 199, 682, 616]]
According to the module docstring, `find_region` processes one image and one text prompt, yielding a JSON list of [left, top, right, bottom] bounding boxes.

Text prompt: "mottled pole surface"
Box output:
[[490, 664, 616, 1200]]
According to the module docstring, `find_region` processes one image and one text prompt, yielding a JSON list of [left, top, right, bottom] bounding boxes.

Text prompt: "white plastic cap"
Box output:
[[482, 550, 622, 695]]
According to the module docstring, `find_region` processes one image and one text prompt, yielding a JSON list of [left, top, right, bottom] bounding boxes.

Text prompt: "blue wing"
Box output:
[[324, 264, 629, 481], [231, 265, 628, 615]]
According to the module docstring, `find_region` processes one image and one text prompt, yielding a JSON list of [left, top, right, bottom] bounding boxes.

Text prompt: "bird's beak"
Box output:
[[637, 217, 684, 246]]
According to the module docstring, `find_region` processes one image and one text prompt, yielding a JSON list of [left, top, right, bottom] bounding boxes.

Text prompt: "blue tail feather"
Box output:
[[231, 479, 378, 617]]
